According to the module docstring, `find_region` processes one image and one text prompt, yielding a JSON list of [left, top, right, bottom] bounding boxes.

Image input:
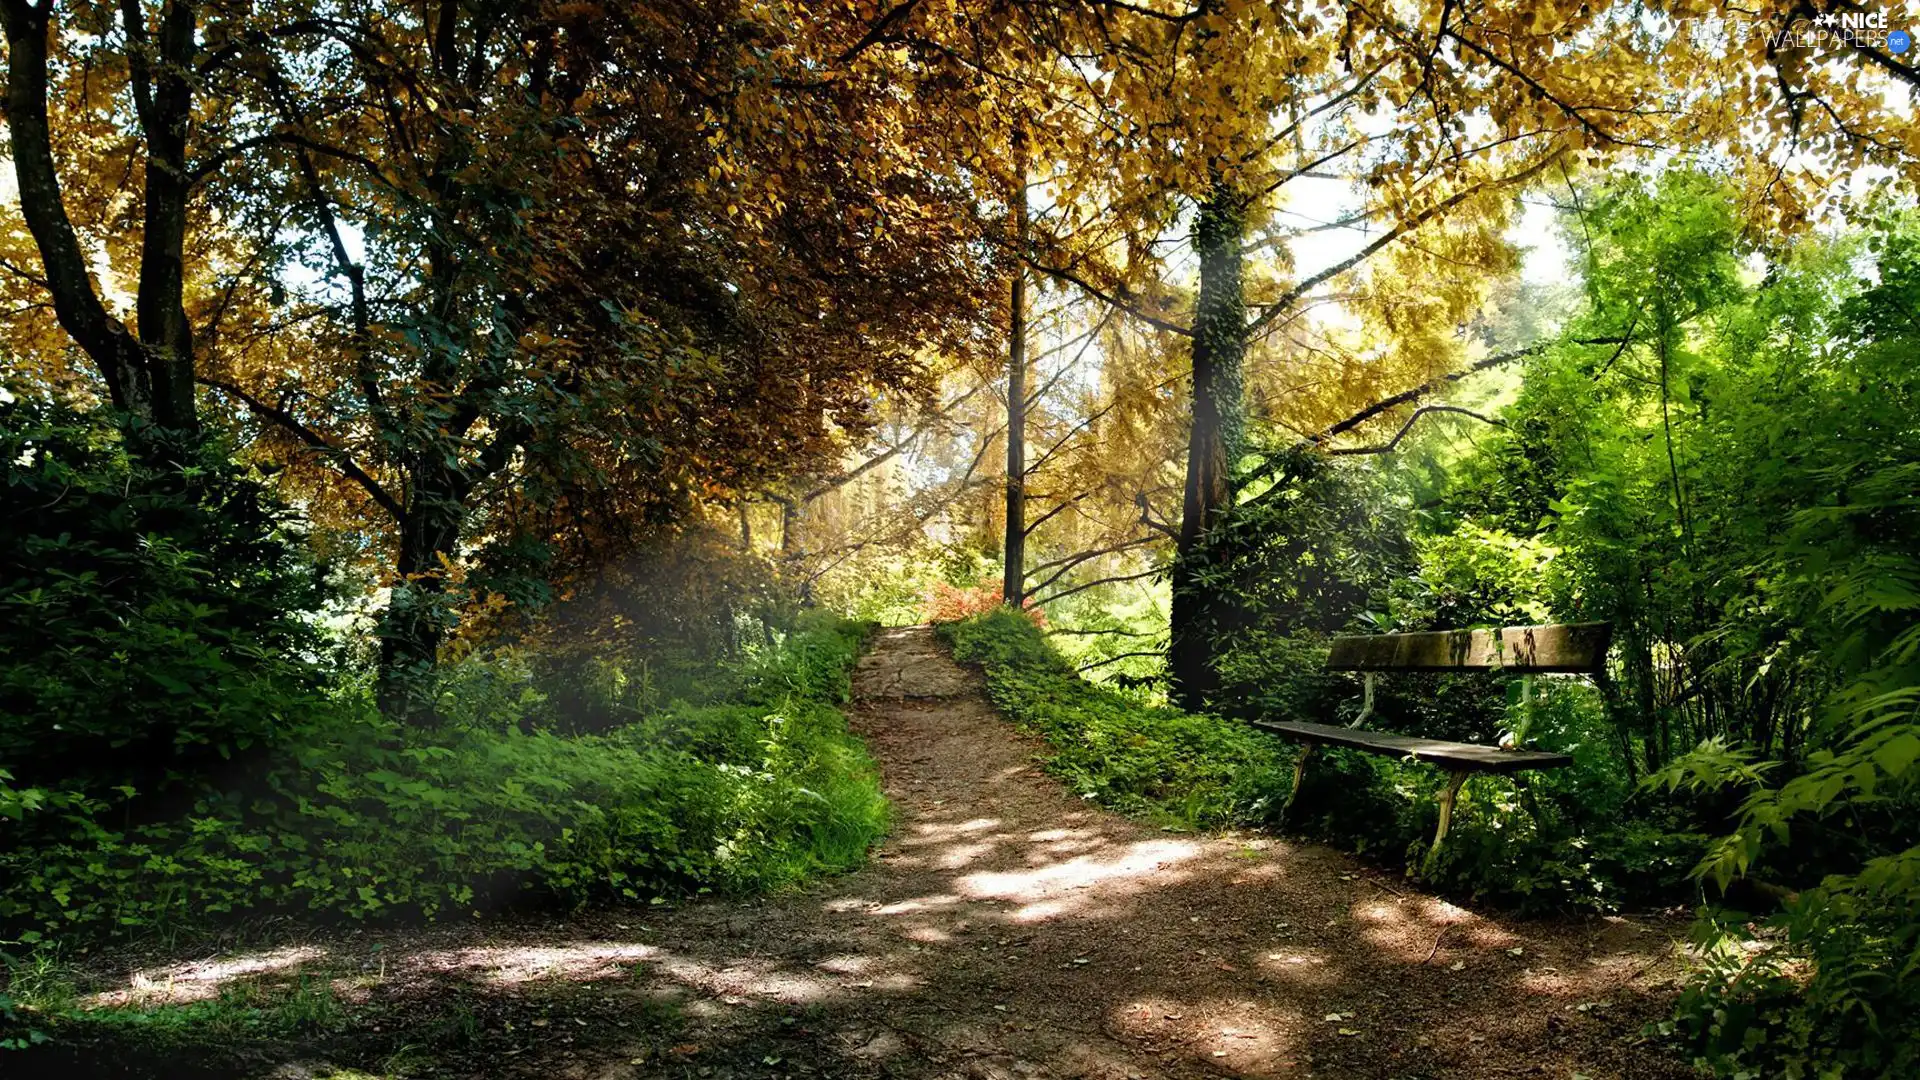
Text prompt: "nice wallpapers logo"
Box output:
[[1768, 8, 1912, 53]]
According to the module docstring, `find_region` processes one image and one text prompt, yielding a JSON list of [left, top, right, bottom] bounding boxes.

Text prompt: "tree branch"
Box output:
[[198, 377, 405, 522], [1078, 650, 1164, 673], [1245, 153, 1563, 337], [1326, 405, 1503, 455], [1033, 566, 1162, 607], [1022, 254, 1191, 337], [1022, 536, 1159, 600]]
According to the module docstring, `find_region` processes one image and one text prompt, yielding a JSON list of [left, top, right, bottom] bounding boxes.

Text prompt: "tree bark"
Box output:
[[1169, 185, 1246, 711], [1002, 132, 1029, 605]]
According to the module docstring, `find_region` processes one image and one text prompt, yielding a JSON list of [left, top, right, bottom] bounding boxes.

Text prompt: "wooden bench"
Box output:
[[1253, 622, 1611, 870]]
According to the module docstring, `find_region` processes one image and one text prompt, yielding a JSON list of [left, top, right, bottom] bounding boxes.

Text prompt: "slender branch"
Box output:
[[1246, 153, 1563, 336], [1023, 489, 1092, 537], [839, 0, 925, 63], [198, 377, 405, 522], [1135, 492, 1179, 539], [1022, 536, 1160, 600], [1326, 405, 1503, 455], [1023, 254, 1191, 337], [801, 377, 988, 503], [1033, 566, 1162, 607], [1078, 650, 1164, 673]]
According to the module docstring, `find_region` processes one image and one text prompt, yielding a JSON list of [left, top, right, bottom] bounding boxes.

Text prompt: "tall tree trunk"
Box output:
[[128, 0, 201, 432], [1169, 186, 1247, 711], [778, 496, 800, 557], [1002, 134, 1029, 605]]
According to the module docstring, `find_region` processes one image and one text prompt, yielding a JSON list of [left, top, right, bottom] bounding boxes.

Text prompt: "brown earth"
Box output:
[[23, 626, 1697, 1080]]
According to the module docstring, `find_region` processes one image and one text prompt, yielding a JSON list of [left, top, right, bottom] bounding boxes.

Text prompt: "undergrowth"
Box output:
[[0, 615, 887, 936]]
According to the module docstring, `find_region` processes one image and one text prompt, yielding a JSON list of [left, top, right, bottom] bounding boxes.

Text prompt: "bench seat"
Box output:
[[1250, 719, 1572, 773], [1254, 621, 1609, 874]]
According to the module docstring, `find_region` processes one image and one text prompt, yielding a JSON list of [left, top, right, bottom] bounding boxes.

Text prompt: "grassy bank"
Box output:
[[937, 609, 1290, 830]]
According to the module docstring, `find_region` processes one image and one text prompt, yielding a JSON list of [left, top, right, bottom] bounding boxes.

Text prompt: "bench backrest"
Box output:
[[1325, 622, 1611, 674]]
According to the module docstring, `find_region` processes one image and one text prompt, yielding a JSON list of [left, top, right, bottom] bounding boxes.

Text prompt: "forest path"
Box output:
[[42, 627, 1693, 1080], [576, 625, 1694, 1080]]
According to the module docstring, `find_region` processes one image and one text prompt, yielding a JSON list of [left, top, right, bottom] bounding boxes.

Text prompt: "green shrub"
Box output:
[[939, 609, 1289, 829], [0, 396, 336, 819], [0, 616, 886, 932]]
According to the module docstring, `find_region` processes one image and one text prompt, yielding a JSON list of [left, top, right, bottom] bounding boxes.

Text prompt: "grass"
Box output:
[[937, 609, 1293, 830], [2, 615, 891, 935], [1, 614, 891, 1070]]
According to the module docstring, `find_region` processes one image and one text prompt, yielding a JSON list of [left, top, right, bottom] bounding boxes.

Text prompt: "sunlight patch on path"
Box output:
[[405, 941, 657, 985], [957, 837, 1202, 917], [90, 945, 327, 1007]]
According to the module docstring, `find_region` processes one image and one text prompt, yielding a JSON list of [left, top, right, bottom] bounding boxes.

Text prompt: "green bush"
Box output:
[[0, 616, 887, 931], [0, 396, 336, 818], [939, 609, 1290, 829]]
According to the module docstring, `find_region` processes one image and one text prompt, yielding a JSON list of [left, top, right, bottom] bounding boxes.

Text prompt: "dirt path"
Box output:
[[606, 626, 1696, 1080], [40, 627, 1695, 1079]]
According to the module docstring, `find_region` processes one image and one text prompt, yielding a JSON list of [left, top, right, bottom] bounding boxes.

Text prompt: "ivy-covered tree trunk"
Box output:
[[1170, 186, 1246, 711]]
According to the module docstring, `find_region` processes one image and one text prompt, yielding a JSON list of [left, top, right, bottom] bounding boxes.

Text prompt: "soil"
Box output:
[[15, 626, 1697, 1079]]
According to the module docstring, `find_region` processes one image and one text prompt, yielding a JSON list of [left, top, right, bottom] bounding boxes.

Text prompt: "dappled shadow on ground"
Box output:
[[22, 627, 1693, 1080]]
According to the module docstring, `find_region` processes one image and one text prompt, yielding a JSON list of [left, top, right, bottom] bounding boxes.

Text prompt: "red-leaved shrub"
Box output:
[[924, 581, 1046, 628]]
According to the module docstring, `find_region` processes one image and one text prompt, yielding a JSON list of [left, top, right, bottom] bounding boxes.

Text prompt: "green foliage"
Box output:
[[1407, 176, 1920, 1073], [0, 395, 336, 813], [0, 616, 886, 932], [940, 609, 1289, 829]]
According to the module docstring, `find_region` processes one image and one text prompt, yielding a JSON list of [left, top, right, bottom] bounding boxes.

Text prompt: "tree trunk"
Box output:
[[375, 462, 467, 719], [1002, 135, 1029, 605], [129, 0, 201, 432], [779, 496, 800, 557], [1169, 186, 1247, 711]]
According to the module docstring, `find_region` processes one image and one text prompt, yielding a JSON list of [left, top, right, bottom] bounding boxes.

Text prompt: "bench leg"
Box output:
[[1425, 769, 1470, 873], [1280, 745, 1314, 826]]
